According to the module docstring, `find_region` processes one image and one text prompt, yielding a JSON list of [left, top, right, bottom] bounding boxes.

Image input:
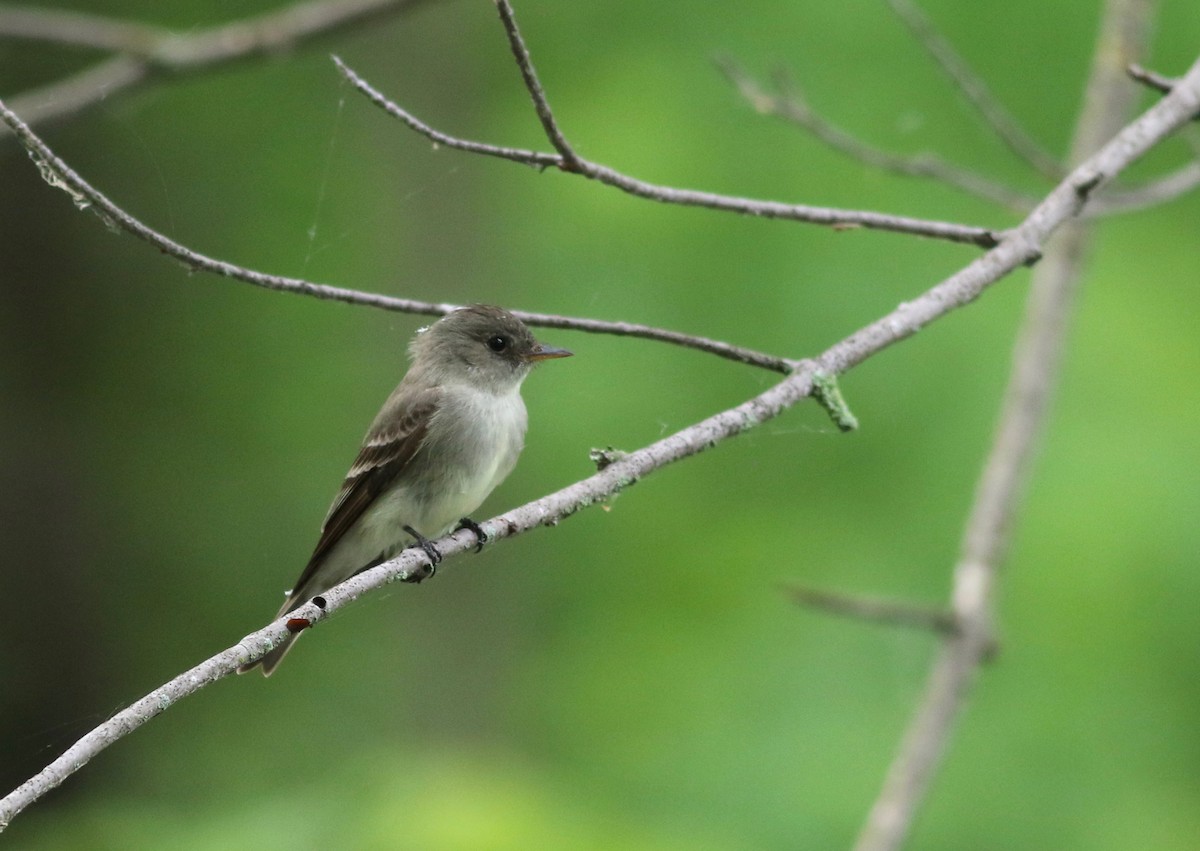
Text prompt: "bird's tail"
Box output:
[[238, 546, 371, 676], [237, 588, 310, 677], [239, 630, 301, 677]]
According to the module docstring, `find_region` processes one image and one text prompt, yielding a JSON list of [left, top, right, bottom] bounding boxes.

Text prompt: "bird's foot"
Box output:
[[402, 525, 441, 582], [456, 517, 488, 553]]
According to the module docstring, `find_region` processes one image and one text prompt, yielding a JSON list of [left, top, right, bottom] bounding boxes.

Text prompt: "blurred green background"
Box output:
[[2, 0, 1198, 848]]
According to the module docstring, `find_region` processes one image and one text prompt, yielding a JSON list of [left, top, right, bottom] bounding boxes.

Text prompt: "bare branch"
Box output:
[[1090, 161, 1200, 214], [331, 54, 561, 168], [716, 58, 1038, 213], [0, 97, 796, 374], [3, 36, 1196, 826], [0, 0, 434, 134], [783, 585, 959, 636], [854, 3, 1164, 849], [508, 310, 800, 373], [1127, 62, 1178, 94], [884, 0, 1065, 180], [1127, 62, 1200, 126], [0, 5, 169, 54], [333, 57, 1004, 248], [1090, 65, 1200, 214], [492, 0, 580, 166], [1, 56, 149, 130]]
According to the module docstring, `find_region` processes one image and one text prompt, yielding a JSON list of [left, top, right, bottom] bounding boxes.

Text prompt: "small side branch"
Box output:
[[333, 56, 1003, 249], [1090, 162, 1200, 214], [1127, 63, 1179, 94], [717, 59, 1037, 213], [783, 585, 959, 636], [1128, 63, 1200, 123], [884, 0, 1065, 180], [492, 0, 579, 166]]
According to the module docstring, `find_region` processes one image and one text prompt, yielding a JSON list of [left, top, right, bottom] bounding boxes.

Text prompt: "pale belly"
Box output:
[[336, 383, 528, 567]]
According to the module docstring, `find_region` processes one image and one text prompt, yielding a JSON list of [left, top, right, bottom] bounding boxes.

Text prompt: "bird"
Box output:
[[239, 305, 571, 676]]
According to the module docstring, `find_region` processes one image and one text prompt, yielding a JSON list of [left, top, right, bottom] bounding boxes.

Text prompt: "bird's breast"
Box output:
[[409, 385, 528, 533]]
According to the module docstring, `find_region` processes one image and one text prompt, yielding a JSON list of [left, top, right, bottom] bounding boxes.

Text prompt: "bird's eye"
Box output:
[[487, 335, 510, 353]]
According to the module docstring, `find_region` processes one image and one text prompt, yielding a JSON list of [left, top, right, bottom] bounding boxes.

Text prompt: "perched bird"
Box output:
[[240, 305, 571, 676]]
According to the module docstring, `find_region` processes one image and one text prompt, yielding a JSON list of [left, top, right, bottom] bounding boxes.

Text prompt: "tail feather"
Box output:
[[239, 546, 379, 676], [237, 587, 312, 677], [238, 630, 302, 676]]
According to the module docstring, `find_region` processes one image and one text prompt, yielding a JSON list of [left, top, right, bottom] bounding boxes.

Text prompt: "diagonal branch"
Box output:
[[0, 97, 795, 374], [0, 0, 435, 133], [884, 0, 1065, 180], [492, 0, 579, 166], [3, 42, 1197, 828], [333, 56, 1004, 248], [854, 3, 1165, 849], [716, 58, 1038, 213], [0, 4, 169, 53]]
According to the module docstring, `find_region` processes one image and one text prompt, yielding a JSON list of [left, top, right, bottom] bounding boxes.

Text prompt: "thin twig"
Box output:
[[333, 57, 1004, 248], [509, 310, 800, 373], [1127, 63, 1200, 124], [1127, 62, 1178, 94], [331, 55, 560, 169], [0, 5, 170, 54], [2, 56, 149, 130], [783, 585, 959, 636], [0, 97, 796, 374], [4, 39, 1197, 830], [0, 0, 434, 134], [854, 3, 1163, 849], [492, 0, 580, 166], [716, 58, 1037, 213], [884, 0, 1065, 180], [1090, 161, 1200, 214], [1090, 64, 1200, 215]]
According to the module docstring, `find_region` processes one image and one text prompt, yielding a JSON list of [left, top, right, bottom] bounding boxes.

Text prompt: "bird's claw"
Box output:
[[402, 525, 441, 583], [457, 517, 488, 553]]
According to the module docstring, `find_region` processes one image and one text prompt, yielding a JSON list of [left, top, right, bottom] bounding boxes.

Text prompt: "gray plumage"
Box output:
[[240, 305, 570, 675]]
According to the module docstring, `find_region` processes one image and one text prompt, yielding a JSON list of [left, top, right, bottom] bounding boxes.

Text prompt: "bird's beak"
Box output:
[[524, 343, 573, 362]]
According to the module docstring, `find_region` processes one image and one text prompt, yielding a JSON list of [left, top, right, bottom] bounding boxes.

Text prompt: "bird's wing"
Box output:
[[283, 386, 441, 607]]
